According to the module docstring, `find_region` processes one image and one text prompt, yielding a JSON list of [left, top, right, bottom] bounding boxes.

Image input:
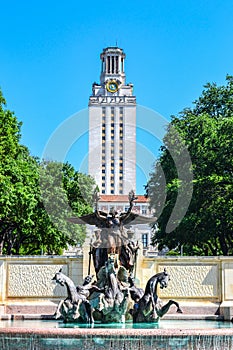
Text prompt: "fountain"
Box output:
[[56, 190, 182, 325], [0, 191, 233, 349]]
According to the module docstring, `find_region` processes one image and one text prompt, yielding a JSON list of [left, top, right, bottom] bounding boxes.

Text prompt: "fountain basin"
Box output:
[[0, 320, 233, 350]]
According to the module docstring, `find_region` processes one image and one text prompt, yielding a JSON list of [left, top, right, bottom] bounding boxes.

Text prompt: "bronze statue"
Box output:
[[119, 230, 139, 273], [91, 228, 108, 274], [67, 190, 156, 274], [129, 269, 183, 323], [52, 270, 94, 323], [128, 275, 144, 303], [52, 266, 183, 324], [58, 190, 183, 324], [68, 190, 155, 229], [52, 270, 103, 324], [90, 256, 129, 323]]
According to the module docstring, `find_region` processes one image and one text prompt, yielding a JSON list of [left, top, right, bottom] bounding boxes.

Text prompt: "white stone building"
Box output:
[[86, 47, 157, 256], [88, 47, 136, 195]]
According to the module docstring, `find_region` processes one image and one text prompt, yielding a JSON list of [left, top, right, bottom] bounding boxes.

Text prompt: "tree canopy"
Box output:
[[147, 75, 233, 256], [0, 90, 95, 255]]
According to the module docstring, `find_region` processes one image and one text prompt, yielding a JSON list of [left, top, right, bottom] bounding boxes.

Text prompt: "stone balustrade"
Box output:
[[0, 254, 232, 320]]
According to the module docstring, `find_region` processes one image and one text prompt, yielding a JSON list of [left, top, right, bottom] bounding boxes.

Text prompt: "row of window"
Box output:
[[101, 107, 124, 194], [102, 108, 107, 194], [102, 190, 123, 194], [102, 156, 123, 161], [102, 175, 123, 181], [102, 107, 124, 121]]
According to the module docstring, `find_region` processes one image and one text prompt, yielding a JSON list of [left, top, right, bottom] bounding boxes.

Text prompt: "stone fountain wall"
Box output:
[[0, 256, 83, 316], [0, 254, 233, 320]]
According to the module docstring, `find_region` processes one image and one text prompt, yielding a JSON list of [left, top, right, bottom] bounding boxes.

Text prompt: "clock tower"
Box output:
[[88, 47, 136, 195]]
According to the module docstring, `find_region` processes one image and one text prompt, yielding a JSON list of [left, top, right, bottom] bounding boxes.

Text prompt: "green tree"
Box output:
[[0, 91, 38, 254], [34, 160, 95, 255], [147, 76, 233, 255], [0, 89, 96, 255]]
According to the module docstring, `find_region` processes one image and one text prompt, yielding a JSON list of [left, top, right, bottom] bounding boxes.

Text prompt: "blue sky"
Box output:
[[1, 0, 233, 193]]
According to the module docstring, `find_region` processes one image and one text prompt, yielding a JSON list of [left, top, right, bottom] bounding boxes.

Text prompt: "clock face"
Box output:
[[106, 80, 119, 93]]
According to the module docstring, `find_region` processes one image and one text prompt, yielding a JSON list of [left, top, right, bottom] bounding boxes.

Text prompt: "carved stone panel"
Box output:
[[158, 264, 218, 299], [7, 264, 68, 298]]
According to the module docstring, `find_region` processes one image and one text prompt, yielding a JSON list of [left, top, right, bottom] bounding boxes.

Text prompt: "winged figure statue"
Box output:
[[67, 190, 157, 275], [67, 189, 156, 227]]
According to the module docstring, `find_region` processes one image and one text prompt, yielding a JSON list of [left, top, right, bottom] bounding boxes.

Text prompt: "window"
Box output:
[[107, 56, 110, 73], [116, 56, 119, 73], [111, 190, 114, 194], [142, 234, 148, 248], [142, 206, 147, 215]]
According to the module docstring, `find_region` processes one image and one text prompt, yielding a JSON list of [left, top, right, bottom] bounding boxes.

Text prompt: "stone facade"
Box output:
[[88, 47, 136, 195], [1, 255, 233, 320]]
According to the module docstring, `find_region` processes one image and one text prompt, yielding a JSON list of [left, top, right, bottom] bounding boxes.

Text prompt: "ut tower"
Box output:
[[88, 47, 136, 195]]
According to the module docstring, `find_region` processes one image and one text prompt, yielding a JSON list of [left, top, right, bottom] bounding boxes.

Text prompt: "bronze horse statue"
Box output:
[[128, 275, 144, 303], [52, 269, 95, 323], [130, 268, 183, 323]]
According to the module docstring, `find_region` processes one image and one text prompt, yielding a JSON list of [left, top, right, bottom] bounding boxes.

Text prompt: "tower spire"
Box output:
[[100, 47, 126, 85]]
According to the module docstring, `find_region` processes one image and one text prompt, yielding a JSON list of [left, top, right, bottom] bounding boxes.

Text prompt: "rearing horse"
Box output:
[[131, 268, 182, 323], [52, 269, 94, 323]]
